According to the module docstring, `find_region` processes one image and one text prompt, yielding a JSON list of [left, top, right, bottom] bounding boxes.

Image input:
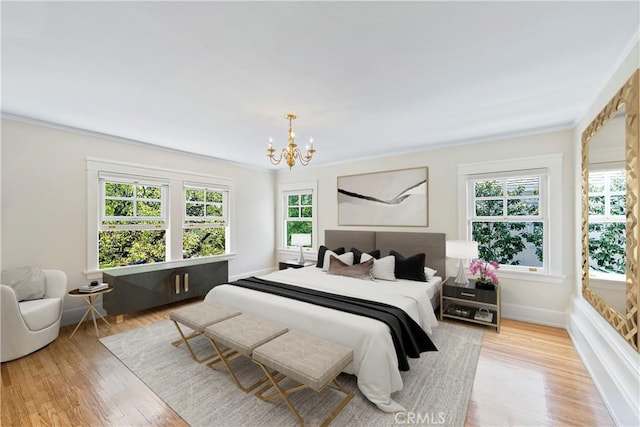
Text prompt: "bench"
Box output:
[[252, 329, 354, 427], [169, 302, 241, 363], [203, 313, 288, 392]]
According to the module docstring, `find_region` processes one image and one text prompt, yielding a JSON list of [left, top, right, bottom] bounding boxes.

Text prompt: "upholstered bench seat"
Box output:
[[252, 330, 354, 426], [204, 313, 288, 392], [169, 302, 241, 363]]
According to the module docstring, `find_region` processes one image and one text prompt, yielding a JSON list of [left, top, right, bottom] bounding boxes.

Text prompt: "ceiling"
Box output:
[[2, 1, 639, 170]]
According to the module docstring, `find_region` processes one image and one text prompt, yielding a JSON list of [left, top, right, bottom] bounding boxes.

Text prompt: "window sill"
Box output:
[[277, 248, 318, 260], [496, 270, 565, 285], [84, 252, 237, 280]]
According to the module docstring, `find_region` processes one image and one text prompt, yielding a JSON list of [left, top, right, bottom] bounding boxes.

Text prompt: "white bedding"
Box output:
[[204, 266, 441, 412]]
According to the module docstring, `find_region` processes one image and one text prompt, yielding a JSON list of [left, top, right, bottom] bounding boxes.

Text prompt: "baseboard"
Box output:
[[61, 303, 108, 327], [501, 302, 567, 328], [568, 297, 640, 427]]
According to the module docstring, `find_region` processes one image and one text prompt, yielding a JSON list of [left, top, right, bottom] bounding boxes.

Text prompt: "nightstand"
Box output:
[[440, 277, 501, 332], [278, 260, 315, 270]]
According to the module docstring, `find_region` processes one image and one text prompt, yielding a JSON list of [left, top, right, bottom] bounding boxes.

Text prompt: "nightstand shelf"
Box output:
[[440, 277, 501, 332]]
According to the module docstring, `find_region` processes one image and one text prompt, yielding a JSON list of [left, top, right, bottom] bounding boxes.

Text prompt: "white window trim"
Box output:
[[276, 181, 318, 256], [457, 153, 564, 280], [86, 158, 234, 278]]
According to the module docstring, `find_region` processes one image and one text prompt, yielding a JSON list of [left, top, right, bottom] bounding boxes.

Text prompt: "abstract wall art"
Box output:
[[337, 167, 428, 226]]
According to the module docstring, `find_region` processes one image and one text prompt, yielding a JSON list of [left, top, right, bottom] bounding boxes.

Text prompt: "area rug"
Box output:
[[99, 320, 482, 427]]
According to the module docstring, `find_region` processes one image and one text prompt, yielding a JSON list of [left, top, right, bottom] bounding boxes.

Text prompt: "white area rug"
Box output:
[[100, 320, 482, 427]]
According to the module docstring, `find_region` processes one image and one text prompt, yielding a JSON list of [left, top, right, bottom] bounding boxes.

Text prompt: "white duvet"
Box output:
[[204, 266, 441, 412]]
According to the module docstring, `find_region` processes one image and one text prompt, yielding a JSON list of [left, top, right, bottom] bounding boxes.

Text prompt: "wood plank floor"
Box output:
[[2, 300, 613, 426]]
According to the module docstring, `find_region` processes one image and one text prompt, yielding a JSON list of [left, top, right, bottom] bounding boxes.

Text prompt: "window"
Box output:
[[284, 191, 313, 248], [467, 172, 547, 271], [183, 186, 228, 259], [99, 178, 168, 269], [87, 159, 233, 274], [588, 169, 625, 274], [277, 181, 318, 251]]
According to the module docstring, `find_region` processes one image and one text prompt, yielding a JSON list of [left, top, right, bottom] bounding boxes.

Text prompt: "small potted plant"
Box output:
[[469, 260, 499, 290]]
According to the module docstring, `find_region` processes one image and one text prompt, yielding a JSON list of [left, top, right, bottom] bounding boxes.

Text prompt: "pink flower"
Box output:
[[469, 259, 500, 284]]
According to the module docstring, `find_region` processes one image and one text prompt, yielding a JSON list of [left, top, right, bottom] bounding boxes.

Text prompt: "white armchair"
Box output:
[[1, 270, 67, 362]]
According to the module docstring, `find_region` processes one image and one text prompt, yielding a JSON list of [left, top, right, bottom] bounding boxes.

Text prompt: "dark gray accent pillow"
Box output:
[[316, 245, 346, 268], [390, 251, 427, 282], [351, 248, 381, 264], [328, 256, 374, 281], [2, 265, 46, 301]]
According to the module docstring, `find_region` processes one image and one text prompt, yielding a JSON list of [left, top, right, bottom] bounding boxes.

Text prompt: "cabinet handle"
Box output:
[[175, 275, 180, 294], [460, 292, 476, 297], [184, 273, 189, 292]]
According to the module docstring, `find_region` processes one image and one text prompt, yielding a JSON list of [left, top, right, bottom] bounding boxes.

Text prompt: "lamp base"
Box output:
[[297, 246, 306, 264], [454, 259, 469, 285]]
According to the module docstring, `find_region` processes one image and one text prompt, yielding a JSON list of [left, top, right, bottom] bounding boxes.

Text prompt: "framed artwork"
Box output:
[[337, 167, 428, 226]]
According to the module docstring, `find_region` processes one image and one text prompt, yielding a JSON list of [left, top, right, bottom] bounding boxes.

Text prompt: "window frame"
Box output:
[[182, 184, 230, 260], [87, 158, 234, 278], [457, 153, 564, 281], [467, 172, 548, 273], [277, 181, 318, 253]]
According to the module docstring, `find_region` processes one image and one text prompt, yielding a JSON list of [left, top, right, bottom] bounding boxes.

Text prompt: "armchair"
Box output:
[[1, 270, 67, 362]]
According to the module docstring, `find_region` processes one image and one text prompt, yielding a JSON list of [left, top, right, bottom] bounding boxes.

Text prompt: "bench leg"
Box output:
[[171, 320, 215, 363], [206, 337, 276, 393], [254, 362, 353, 427]]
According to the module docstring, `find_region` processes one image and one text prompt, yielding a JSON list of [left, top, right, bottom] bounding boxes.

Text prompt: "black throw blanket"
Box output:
[[227, 276, 437, 371]]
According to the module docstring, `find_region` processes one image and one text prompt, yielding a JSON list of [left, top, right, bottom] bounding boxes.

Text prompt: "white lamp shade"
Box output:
[[291, 233, 311, 247], [446, 240, 479, 259]]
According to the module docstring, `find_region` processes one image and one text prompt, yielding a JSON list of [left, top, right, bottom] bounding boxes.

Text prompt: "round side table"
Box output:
[[68, 286, 114, 338]]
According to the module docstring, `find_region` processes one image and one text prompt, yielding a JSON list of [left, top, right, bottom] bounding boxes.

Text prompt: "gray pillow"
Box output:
[[1, 265, 46, 301], [328, 256, 374, 281]]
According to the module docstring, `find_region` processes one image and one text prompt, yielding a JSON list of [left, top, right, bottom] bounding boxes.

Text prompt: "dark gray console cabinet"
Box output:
[[102, 258, 228, 316]]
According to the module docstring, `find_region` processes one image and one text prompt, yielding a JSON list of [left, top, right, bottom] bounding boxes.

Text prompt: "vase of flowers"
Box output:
[[469, 260, 500, 290]]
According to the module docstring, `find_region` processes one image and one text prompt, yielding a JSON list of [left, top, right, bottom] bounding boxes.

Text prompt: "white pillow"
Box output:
[[322, 251, 354, 272], [1, 265, 46, 302], [424, 267, 437, 280], [361, 253, 396, 281]]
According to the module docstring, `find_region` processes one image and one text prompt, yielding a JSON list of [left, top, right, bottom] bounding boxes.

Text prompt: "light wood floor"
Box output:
[[2, 300, 613, 426]]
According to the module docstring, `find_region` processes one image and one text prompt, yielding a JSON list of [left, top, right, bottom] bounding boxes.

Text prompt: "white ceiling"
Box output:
[[2, 1, 639, 170]]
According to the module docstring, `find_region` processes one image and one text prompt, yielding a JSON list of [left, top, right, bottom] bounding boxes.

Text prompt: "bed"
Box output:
[[204, 230, 446, 412]]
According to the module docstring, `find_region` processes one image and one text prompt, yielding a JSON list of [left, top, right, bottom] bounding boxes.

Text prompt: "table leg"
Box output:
[[69, 305, 92, 338], [90, 296, 99, 337]]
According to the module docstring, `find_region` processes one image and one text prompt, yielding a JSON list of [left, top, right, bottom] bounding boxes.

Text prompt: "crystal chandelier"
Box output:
[[267, 114, 315, 170]]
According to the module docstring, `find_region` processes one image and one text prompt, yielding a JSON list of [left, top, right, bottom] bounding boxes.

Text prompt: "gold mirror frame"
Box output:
[[582, 69, 639, 352]]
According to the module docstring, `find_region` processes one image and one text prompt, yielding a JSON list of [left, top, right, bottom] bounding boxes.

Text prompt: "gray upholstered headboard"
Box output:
[[324, 230, 446, 278]]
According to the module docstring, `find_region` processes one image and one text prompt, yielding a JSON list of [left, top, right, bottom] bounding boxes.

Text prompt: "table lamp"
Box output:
[[291, 233, 312, 264], [446, 240, 479, 285]]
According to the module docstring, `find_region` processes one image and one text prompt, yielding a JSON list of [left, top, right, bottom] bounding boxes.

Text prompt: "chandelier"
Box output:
[[267, 114, 315, 170]]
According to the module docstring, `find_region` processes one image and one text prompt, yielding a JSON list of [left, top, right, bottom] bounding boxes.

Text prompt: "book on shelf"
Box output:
[[78, 283, 109, 293], [474, 308, 494, 322]]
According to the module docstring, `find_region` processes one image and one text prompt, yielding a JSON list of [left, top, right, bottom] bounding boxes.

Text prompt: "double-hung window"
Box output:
[[588, 168, 625, 274], [98, 176, 168, 269], [88, 158, 233, 274], [183, 185, 229, 259], [467, 172, 547, 271], [284, 191, 313, 248], [277, 181, 318, 251]]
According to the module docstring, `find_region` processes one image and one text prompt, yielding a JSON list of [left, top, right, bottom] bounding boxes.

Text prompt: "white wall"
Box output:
[[1, 118, 276, 322], [570, 39, 640, 426], [276, 128, 575, 328]]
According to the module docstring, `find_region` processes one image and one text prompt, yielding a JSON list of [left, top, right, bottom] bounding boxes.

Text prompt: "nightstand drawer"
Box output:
[[443, 285, 496, 304]]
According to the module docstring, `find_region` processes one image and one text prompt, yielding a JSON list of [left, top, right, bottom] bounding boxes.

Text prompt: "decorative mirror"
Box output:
[[582, 69, 639, 352]]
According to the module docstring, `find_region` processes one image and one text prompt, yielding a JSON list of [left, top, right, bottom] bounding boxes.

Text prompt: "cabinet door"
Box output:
[[172, 261, 229, 301], [104, 269, 175, 315]]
